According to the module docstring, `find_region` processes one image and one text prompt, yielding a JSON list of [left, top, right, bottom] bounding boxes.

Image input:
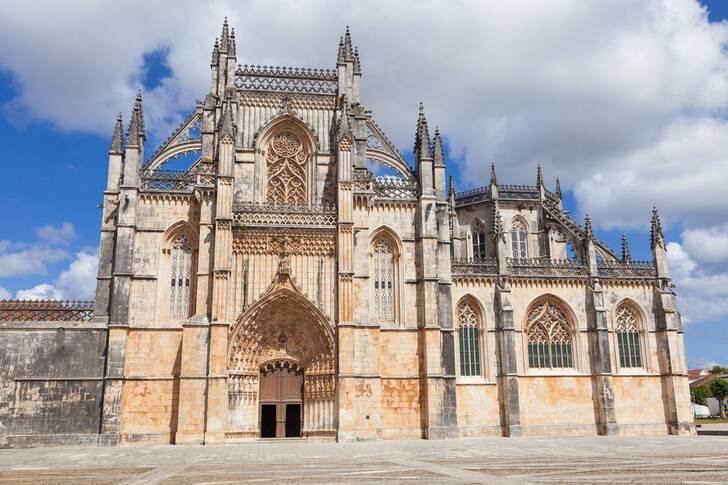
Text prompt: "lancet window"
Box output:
[[527, 300, 574, 368], [615, 304, 642, 368], [472, 220, 487, 260], [457, 301, 482, 376], [373, 239, 394, 321], [511, 219, 528, 260], [265, 132, 307, 206], [169, 234, 193, 319]]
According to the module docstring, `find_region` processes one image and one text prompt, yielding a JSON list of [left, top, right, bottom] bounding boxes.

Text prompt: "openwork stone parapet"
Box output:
[[235, 64, 338, 95], [232, 201, 337, 227], [451, 257, 498, 276], [0, 299, 95, 322], [507, 258, 587, 278], [596, 260, 656, 279]]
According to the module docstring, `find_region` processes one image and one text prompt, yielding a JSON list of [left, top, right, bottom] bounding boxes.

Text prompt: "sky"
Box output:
[[0, 0, 726, 369]]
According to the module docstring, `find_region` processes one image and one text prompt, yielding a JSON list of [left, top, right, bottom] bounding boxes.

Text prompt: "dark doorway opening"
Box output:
[[260, 404, 276, 438], [285, 403, 301, 437]]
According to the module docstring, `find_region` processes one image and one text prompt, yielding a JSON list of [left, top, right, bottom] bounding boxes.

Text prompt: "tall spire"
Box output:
[[650, 207, 665, 249], [448, 174, 455, 199], [220, 17, 229, 51], [490, 163, 498, 186], [337, 37, 345, 63], [229, 28, 236, 56], [537, 163, 543, 187], [126, 90, 144, 145], [432, 127, 445, 167], [335, 96, 353, 142], [211, 37, 220, 65], [344, 25, 353, 60], [584, 214, 593, 239], [555, 177, 562, 199], [621, 234, 631, 262], [353, 46, 361, 72], [414, 102, 431, 161], [109, 112, 124, 154]]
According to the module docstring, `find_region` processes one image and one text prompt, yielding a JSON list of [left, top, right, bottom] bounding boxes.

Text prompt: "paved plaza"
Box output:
[[1, 435, 728, 484]]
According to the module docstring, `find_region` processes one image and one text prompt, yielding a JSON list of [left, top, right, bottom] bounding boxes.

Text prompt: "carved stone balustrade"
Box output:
[[0, 299, 95, 322], [235, 65, 338, 94], [507, 258, 587, 278], [596, 260, 656, 279], [372, 176, 417, 199], [451, 257, 498, 276]]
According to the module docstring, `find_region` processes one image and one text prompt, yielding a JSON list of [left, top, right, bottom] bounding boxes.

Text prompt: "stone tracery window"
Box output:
[[615, 304, 642, 368], [265, 132, 307, 206], [472, 220, 486, 260], [511, 219, 528, 260], [527, 300, 574, 368], [457, 301, 482, 376], [373, 239, 394, 321], [169, 234, 193, 319]]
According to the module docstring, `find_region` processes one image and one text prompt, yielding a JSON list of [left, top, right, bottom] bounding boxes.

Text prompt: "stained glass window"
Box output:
[[615, 305, 642, 368], [373, 239, 394, 320], [169, 234, 193, 319], [457, 302, 482, 376], [527, 301, 573, 368]]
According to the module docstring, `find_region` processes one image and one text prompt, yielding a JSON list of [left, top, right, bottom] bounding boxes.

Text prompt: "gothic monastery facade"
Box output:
[[0, 22, 693, 446]]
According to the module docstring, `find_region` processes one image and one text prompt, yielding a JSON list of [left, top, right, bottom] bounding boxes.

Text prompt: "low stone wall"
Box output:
[[0, 321, 107, 448]]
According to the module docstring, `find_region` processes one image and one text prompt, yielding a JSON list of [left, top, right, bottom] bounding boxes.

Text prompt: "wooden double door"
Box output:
[[259, 363, 303, 438]]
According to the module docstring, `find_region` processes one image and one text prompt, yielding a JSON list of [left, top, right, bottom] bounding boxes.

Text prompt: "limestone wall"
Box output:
[[0, 322, 106, 447]]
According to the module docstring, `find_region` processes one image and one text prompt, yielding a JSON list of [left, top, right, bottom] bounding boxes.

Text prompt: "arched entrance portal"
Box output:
[[227, 270, 336, 439]]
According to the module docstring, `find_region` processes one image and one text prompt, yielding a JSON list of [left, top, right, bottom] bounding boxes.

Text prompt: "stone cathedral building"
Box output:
[[0, 22, 693, 447]]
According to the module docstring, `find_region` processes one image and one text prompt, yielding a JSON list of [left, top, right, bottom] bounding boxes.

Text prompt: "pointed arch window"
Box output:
[[511, 219, 528, 260], [373, 239, 394, 321], [527, 300, 574, 368], [457, 301, 482, 376], [169, 234, 193, 319], [616, 305, 642, 368], [472, 220, 487, 260], [265, 132, 308, 206]]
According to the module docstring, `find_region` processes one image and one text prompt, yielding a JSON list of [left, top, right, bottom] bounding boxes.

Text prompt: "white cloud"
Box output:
[[14, 251, 98, 300], [687, 357, 725, 370], [0, 285, 10, 299], [35, 222, 78, 246], [667, 241, 728, 325], [0, 244, 68, 278]]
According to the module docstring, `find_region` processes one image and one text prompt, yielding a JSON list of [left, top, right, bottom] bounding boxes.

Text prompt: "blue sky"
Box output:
[[0, 1, 726, 369]]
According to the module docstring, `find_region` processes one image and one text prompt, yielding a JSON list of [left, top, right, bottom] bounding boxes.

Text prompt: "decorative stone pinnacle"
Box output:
[[490, 163, 498, 186], [126, 91, 144, 145], [109, 112, 124, 154], [212, 37, 220, 64], [537, 163, 543, 187], [448, 174, 455, 198], [492, 206, 505, 242], [337, 37, 345, 63], [344, 26, 353, 60], [555, 177, 562, 199], [414, 102, 431, 161], [432, 127, 445, 167], [229, 28, 236, 56], [353, 46, 361, 72], [221, 17, 229, 51], [584, 214, 593, 239], [650, 206, 665, 250], [621, 234, 631, 262], [220, 101, 235, 138]]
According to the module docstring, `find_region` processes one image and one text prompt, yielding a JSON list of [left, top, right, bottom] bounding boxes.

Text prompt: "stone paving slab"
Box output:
[[1, 436, 728, 484]]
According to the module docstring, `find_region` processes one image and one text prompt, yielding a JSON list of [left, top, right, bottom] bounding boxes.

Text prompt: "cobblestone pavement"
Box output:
[[1, 435, 728, 484]]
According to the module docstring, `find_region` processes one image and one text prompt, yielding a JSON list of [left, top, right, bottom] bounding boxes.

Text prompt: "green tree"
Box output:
[[709, 365, 728, 374], [691, 385, 711, 406], [709, 378, 728, 419]]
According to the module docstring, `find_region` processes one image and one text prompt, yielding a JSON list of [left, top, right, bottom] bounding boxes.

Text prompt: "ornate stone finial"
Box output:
[[492, 205, 505, 242], [220, 17, 229, 51], [220, 101, 235, 138], [414, 102, 431, 161], [211, 38, 220, 64], [490, 162, 498, 187], [344, 26, 353, 60], [621, 234, 631, 262], [335, 96, 353, 142], [109, 112, 124, 154], [584, 214, 593, 239], [537, 163, 543, 187], [353, 46, 361, 72], [337, 37, 345, 63], [432, 127, 445, 167], [448, 174, 455, 199], [229, 28, 236, 56], [650, 206, 665, 250], [555, 177, 562, 199]]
